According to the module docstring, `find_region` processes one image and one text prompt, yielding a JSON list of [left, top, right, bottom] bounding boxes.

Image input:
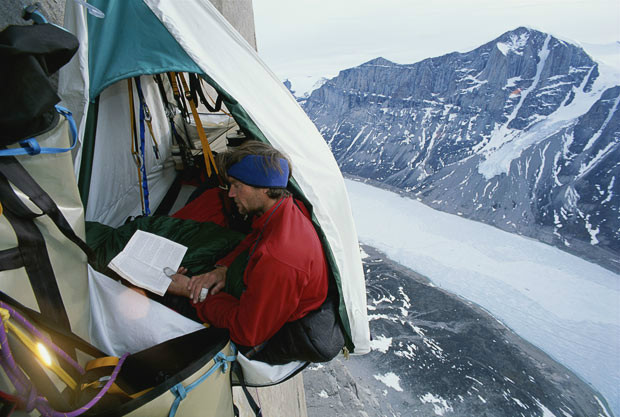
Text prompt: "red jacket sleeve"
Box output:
[[196, 252, 305, 347]]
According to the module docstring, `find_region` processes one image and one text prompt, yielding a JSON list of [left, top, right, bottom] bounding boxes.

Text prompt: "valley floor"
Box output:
[[304, 245, 612, 417]]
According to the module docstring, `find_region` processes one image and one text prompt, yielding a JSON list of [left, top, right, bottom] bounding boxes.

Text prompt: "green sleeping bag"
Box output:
[[86, 216, 245, 280]]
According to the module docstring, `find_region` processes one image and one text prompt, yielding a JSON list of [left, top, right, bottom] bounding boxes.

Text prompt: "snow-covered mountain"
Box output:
[[301, 27, 620, 270]]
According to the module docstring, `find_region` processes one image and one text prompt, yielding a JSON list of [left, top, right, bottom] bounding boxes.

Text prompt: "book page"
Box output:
[[108, 230, 188, 296]]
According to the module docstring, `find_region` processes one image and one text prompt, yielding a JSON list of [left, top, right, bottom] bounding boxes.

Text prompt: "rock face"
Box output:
[[302, 27, 619, 271], [303, 245, 612, 417]]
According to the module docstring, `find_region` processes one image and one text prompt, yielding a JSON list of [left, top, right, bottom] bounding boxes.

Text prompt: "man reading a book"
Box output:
[[168, 141, 342, 363]]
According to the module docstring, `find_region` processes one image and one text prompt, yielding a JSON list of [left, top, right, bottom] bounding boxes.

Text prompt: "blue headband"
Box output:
[[227, 155, 289, 188]]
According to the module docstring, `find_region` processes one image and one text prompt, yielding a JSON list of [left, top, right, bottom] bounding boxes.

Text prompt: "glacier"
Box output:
[[345, 178, 619, 416]]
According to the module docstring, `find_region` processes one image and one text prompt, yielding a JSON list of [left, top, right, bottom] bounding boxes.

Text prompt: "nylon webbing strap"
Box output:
[[85, 356, 119, 371], [0, 207, 74, 359], [0, 291, 104, 359], [0, 157, 101, 356], [0, 248, 22, 271], [168, 72, 189, 120], [175, 72, 218, 178], [154, 74, 195, 172], [134, 76, 151, 215], [133, 77, 160, 159], [232, 361, 262, 417], [188, 73, 223, 113], [0, 156, 95, 259], [128, 78, 146, 215]]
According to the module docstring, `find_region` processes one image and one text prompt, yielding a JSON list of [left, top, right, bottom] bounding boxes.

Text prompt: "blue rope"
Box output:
[[168, 345, 237, 417], [134, 77, 151, 215], [0, 105, 78, 157]]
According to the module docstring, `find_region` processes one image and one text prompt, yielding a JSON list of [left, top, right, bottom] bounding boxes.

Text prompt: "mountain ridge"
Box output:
[[300, 27, 619, 270]]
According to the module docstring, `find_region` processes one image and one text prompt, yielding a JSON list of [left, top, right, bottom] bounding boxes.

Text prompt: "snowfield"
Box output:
[[345, 178, 620, 415]]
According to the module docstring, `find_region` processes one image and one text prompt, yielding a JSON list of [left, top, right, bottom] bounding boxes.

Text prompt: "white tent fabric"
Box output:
[[88, 266, 204, 355], [236, 354, 305, 387], [146, 0, 370, 354], [85, 78, 176, 226], [59, 1, 370, 353], [58, 3, 90, 176]]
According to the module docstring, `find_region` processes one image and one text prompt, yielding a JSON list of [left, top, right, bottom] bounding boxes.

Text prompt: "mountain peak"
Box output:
[[361, 57, 396, 67], [302, 26, 619, 268]]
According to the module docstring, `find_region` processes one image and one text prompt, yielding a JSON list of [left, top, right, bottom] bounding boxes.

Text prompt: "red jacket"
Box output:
[[196, 196, 328, 347]]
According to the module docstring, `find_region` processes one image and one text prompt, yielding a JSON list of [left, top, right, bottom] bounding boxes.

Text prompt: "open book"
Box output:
[[108, 230, 187, 296]]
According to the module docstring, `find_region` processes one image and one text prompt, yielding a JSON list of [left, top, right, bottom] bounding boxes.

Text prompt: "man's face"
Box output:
[[228, 177, 268, 216]]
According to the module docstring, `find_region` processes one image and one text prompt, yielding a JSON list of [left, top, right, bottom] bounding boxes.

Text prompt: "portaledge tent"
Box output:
[[59, 0, 370, 355]]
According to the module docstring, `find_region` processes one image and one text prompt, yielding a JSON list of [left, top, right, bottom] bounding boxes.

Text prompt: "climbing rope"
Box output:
[[0, 301, 128, 417]]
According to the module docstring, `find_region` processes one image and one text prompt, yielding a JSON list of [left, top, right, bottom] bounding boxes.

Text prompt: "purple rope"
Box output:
[[0, 319, 29, 393], [0, 301, 84, 375], [37, 353, 129, 417], [0, 302, 130, 416], [45, 353, 129, 417]]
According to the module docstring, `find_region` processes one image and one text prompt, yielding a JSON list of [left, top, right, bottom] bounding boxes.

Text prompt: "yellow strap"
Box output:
[[145, 118, 160, 157], [80, 380, 152, 399], [0, 201, 3, 217], [85, 356, 120, 372], [128, 79, 145, 213], [83, 356, 152, 398], [175, 72, 218, 178], [0, 308, 77, 390]]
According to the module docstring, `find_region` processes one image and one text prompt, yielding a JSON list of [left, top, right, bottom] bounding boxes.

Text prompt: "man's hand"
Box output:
[[188, 265, 228, 303], [167, 266, 191, 298]]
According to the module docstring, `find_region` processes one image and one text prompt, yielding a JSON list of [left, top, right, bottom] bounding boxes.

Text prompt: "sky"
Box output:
[[253, 0, 620, 95]]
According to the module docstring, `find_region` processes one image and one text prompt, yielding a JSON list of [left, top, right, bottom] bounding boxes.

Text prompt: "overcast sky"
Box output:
[[253, 0, 620, 94]]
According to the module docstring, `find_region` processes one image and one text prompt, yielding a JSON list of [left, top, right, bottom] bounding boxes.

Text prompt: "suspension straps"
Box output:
[[188, 73, 223, 113], [153, 74, 195, 173], [134, 77, 161, 160], [231, 361, 262, 417], [173, 72, 219, 178], [128, 78, 148, 216], [133, 76, 155, 215], [168, 72, 189, 121]]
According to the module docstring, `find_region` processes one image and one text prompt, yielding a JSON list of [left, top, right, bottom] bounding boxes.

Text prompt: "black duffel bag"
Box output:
[[251, 291, 345, 365]]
